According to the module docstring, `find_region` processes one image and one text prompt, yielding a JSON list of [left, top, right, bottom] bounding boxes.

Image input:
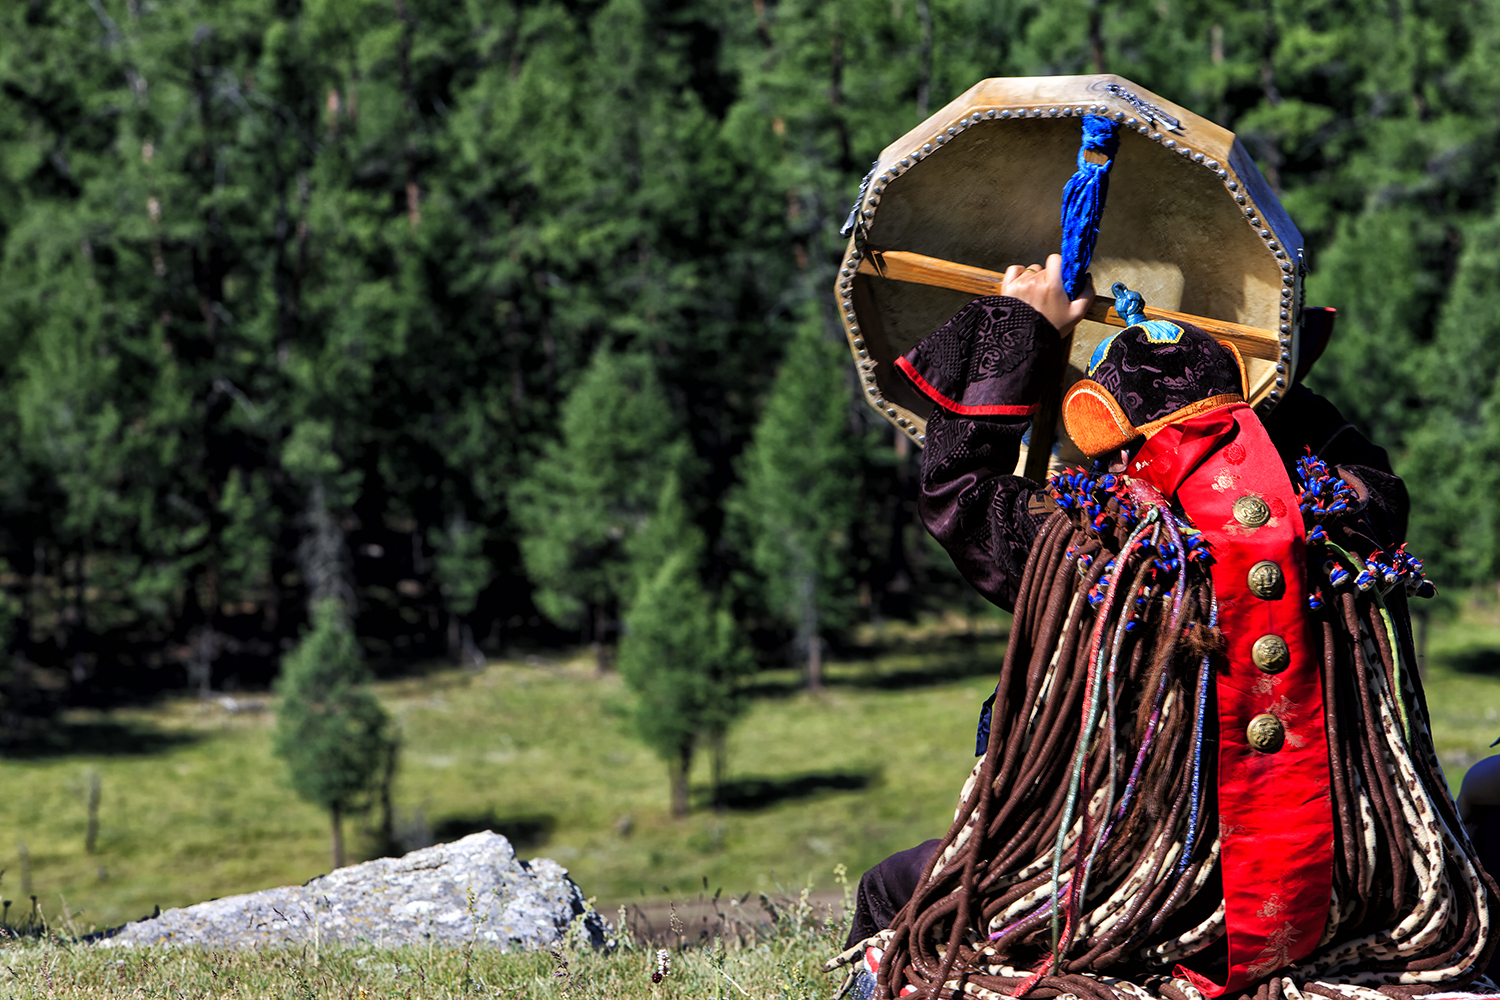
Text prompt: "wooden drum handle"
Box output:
[[856, 249, 1280, 362]]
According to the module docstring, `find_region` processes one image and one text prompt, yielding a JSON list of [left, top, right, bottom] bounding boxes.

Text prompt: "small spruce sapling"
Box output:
[[619, 476, 750, 816], [273, 600, 397, 869]]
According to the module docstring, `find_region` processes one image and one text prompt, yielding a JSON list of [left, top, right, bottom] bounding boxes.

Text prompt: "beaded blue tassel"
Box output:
[[1059, 117, 1122, 298]]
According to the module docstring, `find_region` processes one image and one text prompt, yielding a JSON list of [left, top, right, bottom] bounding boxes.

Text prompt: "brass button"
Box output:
[[1247, 560, 1284, 599], [1233, 495, 1271, 528], [1247, 714, 1285, 753], [1251, 634, 1290, 674]]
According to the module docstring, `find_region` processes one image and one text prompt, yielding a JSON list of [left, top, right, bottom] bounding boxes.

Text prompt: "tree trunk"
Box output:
[[299, 480, 355, 616], [752, 0, 771, 47], [592, 604, 612, 675], [188, 626, 219, 699], [17, 541, 35, 666], [1087, 0, 1107, 73], [1259, 0, 1284, 194], [447, 614, 462, 664], [915, 0, 932, 119], [377, 736, 398, 855], [392, 0, 421, 229], [828, 13, 852, 172], [461, 622, 483, 671], [330, 801, 345, 870], [189, 29, 226, 339], [800, 575, 823, 691], [670, 743, 692, 818], [710, 729, 727, 812], [798, 566, 822, 692], [884, 429, 914, 618], [1211, 24, 1228, 124], [70, 549, 88, 686], [807, 631, 823, 692]]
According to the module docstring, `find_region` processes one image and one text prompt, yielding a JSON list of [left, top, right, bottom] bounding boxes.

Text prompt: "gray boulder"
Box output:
[[99, 831, 609, 950]]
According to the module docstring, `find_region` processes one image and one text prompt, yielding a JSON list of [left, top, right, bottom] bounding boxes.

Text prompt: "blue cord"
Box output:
[[1059, 116, 1121, 298]]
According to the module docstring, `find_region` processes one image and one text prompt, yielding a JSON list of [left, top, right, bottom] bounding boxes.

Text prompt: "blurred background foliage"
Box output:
[[1, 0, 1498, 728]]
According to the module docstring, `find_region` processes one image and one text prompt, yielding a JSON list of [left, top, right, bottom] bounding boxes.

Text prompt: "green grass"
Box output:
[[0, 895, 847, 997], [2, 601, 1500, 997], [1416, 606, 1500, 785], [0, 612, 1008, 936]]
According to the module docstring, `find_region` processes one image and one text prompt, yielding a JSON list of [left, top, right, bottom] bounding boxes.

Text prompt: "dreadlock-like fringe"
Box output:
[[833, 475, 1497, 1000]]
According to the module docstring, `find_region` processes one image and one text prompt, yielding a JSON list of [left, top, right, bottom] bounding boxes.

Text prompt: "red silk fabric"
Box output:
[[1129, 403, 1333, 996]]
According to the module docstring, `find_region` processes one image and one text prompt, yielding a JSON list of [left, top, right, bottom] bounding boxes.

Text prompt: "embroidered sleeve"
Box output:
[[918, 408, 1052, 613], [897, 296, 1063, 419], [904, 295, 1063, 612]]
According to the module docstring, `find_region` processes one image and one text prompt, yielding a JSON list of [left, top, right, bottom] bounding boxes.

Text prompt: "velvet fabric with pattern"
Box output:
[[919, 409, 1050, 613], [900, 296, 1062, 416], [1090, 323, 1242, 426]]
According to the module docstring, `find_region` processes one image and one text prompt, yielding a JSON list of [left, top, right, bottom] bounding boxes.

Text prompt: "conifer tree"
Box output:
[[619, 473, 749, 817], [624, 470, 697, 603], [273, 599, 396, 870], [8, 0, 1500, 707], [512, 348, 692, 671], [728, 318, 860, 690], [1398, 207, 1500, 594]]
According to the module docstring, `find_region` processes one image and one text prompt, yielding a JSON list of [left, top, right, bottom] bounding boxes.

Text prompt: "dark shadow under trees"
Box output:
[[0, 716, 198, 759], [707, 770, 878, 812], [430, 812, 557, 851]]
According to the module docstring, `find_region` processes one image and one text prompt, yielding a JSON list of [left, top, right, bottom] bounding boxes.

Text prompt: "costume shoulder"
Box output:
[[1260, 383, 1408, 545], [1260, 383, 1393, 472]]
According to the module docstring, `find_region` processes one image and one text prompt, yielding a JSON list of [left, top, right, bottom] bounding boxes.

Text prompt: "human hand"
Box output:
[[1000, 254, 1094, 337]]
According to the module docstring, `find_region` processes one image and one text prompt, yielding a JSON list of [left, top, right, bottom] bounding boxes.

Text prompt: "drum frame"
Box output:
[[836, 74, 1303, 467]]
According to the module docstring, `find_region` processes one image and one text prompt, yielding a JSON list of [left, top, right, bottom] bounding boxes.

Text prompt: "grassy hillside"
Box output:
[[0, 615, 1007, 935], [1, 605, 1498, 940]]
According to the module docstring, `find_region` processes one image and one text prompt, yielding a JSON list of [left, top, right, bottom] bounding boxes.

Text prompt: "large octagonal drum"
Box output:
[[837, 74, 1302, 473]]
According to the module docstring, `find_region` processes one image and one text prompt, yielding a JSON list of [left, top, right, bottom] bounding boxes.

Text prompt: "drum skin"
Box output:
[[837, 74, 1303, 463]]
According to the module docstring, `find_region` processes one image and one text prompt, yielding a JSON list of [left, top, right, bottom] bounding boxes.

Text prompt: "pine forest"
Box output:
[[2, 0, 1499, 731]]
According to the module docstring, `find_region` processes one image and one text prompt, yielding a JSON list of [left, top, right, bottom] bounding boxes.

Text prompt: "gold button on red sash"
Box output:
[[1246, 713, 1285, 753], [1252, 635, 1289, 673], [1233, 495, 1271, 527], [1246, 560, 1284, 598]]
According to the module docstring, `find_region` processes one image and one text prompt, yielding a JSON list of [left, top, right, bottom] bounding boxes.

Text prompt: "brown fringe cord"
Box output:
[[872, 511, 1496, 1000]]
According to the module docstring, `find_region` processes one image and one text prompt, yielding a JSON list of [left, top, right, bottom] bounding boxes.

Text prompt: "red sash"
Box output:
[[1129, 403, 1333, 995]]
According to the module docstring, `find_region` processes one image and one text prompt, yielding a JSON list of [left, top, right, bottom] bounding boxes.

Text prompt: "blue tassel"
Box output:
[[1059, 116, 1121, 298]]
